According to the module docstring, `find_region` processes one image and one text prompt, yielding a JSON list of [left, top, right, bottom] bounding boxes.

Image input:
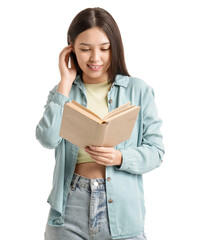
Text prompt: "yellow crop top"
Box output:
[[76, 80, 112, 164]]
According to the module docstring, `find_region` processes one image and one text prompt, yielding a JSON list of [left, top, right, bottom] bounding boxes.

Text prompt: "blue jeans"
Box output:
[[45, 173, 147, 240]]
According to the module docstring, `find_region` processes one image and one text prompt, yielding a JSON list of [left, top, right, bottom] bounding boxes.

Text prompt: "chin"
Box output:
[[84, 70, 104, 77]]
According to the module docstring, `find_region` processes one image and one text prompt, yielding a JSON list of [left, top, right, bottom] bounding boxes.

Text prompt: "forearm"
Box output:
[[115, 85, 165, 174], [57, 78, 73, 98], [116, 144, 164, 174], [35, 87, 71, 149]]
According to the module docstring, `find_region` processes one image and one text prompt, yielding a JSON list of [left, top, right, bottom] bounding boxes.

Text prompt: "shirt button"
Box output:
[[107, 177, 111, 182], [94, 182, 98, 186], [108, 199, 113, 203], [109, 99, 113, 104]]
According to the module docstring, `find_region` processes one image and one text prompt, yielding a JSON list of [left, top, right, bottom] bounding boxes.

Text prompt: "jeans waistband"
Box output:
[[70, 173, 106, 191]]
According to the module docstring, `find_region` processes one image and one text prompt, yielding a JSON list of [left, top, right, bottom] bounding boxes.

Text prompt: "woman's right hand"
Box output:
[[58, 45, 77, 83]]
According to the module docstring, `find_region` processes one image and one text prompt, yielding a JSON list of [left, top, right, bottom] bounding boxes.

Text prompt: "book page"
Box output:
[[102, 102, 131, 121], [102, 106, 140, 146], [103, 105, 137, 121], [70, 100, 103, 122]]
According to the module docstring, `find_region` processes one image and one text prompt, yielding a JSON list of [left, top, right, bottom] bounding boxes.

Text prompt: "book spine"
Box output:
[[94, 122, 108, 146]]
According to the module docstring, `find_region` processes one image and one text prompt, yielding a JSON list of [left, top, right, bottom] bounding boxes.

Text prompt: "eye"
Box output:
[[101, 48, 111, 51], [80, 49, 90, 52]]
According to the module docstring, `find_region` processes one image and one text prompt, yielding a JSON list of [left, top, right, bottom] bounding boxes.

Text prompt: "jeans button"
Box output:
[[94, 182, 98, 186]]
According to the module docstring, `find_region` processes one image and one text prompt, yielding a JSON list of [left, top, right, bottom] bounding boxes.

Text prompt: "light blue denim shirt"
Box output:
[[35, 74, 165, 239]]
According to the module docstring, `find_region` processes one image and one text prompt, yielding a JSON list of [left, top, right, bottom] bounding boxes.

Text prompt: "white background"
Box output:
[[0, 0, 198, 239]]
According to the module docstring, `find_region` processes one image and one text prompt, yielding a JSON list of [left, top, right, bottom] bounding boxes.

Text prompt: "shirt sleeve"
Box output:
[[35, 86, 72, 149], [115, 86, 165, 174]]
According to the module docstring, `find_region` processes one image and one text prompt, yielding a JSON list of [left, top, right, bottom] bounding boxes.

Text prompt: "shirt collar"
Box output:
[[113, 74, 129, 87], [73, 74, 129, 88]]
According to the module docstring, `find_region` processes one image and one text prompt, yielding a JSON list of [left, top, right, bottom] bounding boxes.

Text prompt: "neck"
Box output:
[[82, 72, 109, 84]]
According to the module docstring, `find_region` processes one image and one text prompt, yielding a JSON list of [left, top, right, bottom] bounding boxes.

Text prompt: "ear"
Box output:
[[71, 45, 75, 54]]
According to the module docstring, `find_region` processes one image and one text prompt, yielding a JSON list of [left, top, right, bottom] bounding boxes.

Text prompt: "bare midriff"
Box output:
[[74, 162, 106, 179]]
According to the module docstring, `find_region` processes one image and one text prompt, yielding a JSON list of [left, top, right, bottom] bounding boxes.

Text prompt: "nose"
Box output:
[[90, 49, 101, 62]]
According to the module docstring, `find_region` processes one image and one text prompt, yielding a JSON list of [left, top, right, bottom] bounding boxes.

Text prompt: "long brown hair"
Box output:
[[67, 7, 130, 83]]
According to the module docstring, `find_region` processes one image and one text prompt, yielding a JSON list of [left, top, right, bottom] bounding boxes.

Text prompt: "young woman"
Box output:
[[36, 7, 165, 240]]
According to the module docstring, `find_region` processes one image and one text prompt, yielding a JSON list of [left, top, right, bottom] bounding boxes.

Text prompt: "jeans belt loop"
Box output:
[[71, 174, 80, 191]]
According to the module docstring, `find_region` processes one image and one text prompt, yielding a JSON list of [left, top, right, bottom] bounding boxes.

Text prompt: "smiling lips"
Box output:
[[87, 64, 102, 71]]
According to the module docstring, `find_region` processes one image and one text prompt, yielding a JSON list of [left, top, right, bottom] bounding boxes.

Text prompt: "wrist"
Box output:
[[57, 80, 73, 98], [116, 150, 122, 166]]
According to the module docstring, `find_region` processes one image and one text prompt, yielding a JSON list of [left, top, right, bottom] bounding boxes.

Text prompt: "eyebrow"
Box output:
[[79, 42, 110, 46]]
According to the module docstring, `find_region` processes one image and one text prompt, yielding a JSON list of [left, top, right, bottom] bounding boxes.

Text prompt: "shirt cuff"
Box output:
[[114, 148, 137, 171], [52, 91, 72, 107]]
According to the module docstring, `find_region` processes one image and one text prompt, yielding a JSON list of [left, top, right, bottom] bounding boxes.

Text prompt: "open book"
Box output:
[[59, 100, 140, 148]]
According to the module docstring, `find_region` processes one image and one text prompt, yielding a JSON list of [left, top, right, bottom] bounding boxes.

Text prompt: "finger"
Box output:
[[70, 56, 76, 69], [59, 46, 73, 60], [94, 160, 107, 166], [59, 48, 72, 66], [60, 47, 72, 58], [64, 50, 71, 65], [86, 151, 110, 162], [85, 148, 111, 158], [88, 146, 113, 153], [89, 155, 109, 164], [62, 45, 73, 51], [93, 158, 112, 166]]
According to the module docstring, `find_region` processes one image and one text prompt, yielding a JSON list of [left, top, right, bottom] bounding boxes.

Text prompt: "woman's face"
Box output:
[[73, 27, 111, 84]]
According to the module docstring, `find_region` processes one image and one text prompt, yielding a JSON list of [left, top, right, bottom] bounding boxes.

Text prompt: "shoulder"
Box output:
[[117, 74, 153, 92], [128, 76, 152, 91]]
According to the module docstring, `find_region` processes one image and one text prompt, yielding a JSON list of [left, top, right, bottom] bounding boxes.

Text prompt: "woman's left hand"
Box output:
[[84, 145, 122, 166]]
